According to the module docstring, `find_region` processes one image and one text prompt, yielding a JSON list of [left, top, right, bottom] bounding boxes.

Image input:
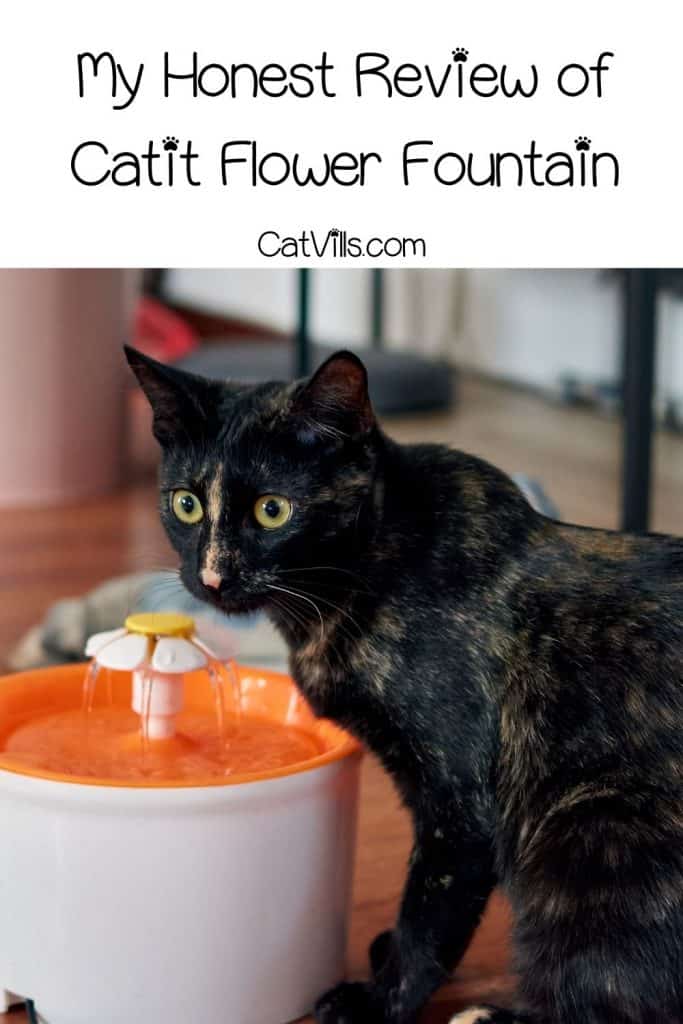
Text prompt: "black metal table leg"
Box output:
[[371, 269, 384, 350], [620, 270, 659, 534], [295, 269, 312, 377]]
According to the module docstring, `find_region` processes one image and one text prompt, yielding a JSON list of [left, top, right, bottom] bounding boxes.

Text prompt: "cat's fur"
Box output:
[[126, 345, 683, 1024]]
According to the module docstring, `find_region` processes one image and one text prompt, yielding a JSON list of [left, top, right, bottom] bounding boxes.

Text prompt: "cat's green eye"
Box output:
[[171, 489, 204, 525], [254, 494, 292, 530]]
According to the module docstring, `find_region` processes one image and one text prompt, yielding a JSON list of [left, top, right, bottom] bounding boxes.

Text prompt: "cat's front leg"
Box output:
[[315, 818, 496, 1024]]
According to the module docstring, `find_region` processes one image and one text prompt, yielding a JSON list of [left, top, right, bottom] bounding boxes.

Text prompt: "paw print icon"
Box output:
[[329, 228, 340, 237], [163, 136, 180, 152], [575, 136, 591, 152], [452, 48, 469, 62]]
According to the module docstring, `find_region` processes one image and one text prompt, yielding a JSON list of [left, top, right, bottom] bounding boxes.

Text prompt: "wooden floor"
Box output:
[[1, 373, 681, 1022]]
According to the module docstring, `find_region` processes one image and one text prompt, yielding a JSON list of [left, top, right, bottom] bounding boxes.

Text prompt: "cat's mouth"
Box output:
[[199, 587, 269, 617]]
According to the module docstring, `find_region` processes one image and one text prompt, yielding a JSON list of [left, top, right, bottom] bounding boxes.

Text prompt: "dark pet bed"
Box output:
[[179, 341, 455, 416]]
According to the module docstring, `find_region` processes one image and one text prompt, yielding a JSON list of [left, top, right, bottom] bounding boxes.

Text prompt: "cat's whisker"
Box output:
[[272, 578, 366, 640], [147, 569, 183, 584], [268, 589, 316, 636], [108, 571, 183, 618], [123, 552, 180, 573], [144, 570, 183, 587], [267, 594, 337, 680], [266, 584, 325, 645], [267, 593, 310, 637], [156, 588, 185, 601], [145, 584, 186, 603], [143, 575, 190, 609], [275, 578, 368, 598]]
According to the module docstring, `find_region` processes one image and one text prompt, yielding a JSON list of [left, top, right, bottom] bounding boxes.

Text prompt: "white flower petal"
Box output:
[[94, 633, 150, 671], [152, 637, 207, 673], [84, 628, 127, 658]]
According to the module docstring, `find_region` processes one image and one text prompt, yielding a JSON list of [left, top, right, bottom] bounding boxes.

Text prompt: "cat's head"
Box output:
[[125, 346, 379, 616]]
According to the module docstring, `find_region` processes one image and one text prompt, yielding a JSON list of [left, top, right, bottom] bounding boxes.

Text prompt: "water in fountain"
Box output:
[[1, 657, 323, 785], [81, 661, 100, 720], [205, 657, 243, 753]]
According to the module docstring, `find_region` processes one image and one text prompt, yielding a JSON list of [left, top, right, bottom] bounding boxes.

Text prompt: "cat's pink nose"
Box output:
[[200, 568, 222, 590]]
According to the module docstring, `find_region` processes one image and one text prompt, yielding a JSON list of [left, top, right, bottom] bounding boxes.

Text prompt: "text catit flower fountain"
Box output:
[[0, 613, 361, 1024]]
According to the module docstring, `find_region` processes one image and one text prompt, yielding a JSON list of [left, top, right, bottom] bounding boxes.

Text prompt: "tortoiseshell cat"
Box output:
[[127, 345, 683, 1024]]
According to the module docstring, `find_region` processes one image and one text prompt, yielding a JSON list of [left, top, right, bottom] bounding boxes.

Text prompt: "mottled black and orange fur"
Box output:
[[127, 345, 683, 1024]]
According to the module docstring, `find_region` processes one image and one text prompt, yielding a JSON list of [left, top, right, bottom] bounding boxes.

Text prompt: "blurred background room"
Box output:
[[1, 267, 682, 673]]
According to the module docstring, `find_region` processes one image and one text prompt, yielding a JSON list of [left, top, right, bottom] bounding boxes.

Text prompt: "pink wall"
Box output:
[[0, 270, 138, 506]]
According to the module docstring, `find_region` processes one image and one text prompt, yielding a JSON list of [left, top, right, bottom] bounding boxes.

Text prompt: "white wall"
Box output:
[[166, 269, 298, 333], [657, 293, 683, 404], [457, 270, 622, 391], [165, 268, 458, 353], [458, 271, 683, 405], [166, 268, 373, 344]]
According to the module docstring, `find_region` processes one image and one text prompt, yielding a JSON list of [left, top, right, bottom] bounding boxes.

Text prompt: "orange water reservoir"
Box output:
[[0, 663, 359, 788]]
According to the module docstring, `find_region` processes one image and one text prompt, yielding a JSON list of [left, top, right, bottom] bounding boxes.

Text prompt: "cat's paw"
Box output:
[[369, 929, 394, 976], [314, 981, 383, 1023], [448, 1008, 530, 1023], [448, 1008, 494, 1024]]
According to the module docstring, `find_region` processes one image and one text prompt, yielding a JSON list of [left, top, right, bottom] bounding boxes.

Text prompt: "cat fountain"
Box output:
[[0, 613, 361, 1024]]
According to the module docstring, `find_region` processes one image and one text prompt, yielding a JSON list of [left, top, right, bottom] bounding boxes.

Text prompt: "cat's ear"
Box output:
[[293, 351, 374, 442], [124, 346, 220, 447]]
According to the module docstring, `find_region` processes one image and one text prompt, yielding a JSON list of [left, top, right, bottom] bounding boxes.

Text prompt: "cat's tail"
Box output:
[[449, 1007, 537, 1024]]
